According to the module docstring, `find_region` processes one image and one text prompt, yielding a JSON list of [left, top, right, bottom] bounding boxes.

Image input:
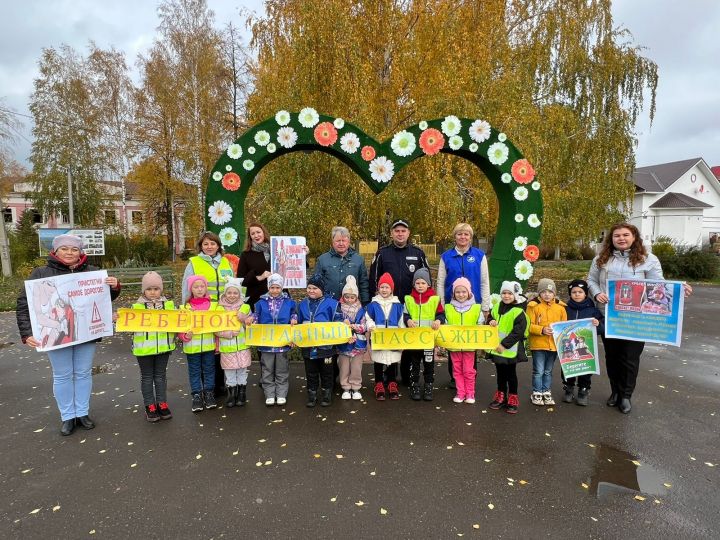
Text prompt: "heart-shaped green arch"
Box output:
[[205, 109, 543, 291]]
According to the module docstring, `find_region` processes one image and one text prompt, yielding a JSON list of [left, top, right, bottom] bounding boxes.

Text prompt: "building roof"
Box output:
[[711, 166, 720, 179], [648, 192, 713, 209], [633, 157, 702, 192]]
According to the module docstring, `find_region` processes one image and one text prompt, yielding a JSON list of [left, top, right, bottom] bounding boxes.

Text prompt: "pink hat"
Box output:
[[187, 275, 209, 297], [451, 277, 473, 299]]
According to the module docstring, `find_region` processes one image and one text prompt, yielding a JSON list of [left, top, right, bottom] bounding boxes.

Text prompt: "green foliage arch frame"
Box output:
[[205, 109, 543, 291]]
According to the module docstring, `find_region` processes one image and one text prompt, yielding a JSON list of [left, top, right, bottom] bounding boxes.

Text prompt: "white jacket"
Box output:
[[587, 250, 664, 299]]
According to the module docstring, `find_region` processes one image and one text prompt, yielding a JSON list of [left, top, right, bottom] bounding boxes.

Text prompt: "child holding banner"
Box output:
[[131, 271, 176, 422], [246, 273, 297, 406], [337, 276, 367, 401], [365, 273, 405, 401], [486, 281, 528, 414], [179, 275, 219, 412], [216, 278, 252, 408]]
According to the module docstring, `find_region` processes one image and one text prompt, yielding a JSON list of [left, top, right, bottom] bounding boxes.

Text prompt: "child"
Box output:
[[527, 278, 567, 406], [487, 281, 529, 414], [403, 268, 444, 401], [246, 273, 297, 406], [216, 277, 252, 408], [132, 271, 176, 422], [562, 279, 604, 406], [179, 275, 220, 412], [365, 272, 405, 401], [336, 276, 367, 401], [297, 275, 342, 407], [444, 277, 483, 404]]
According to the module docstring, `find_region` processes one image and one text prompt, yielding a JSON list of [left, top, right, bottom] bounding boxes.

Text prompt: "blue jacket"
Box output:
[[440, 247, 485, 304], [254, 293, 297, 352], [314, 248, 371, 304], [565, 297, 605, 336], [297, 296, 342, 358], [365, 301, 404, 328], [336, 306, 368, 354]]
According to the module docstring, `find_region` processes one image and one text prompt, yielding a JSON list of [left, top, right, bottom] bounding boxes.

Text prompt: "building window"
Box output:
[[60, 212, 69, 224], [2, 208, 12, 223], [29, 209, 42, 224], [104, 210, 117, 224], [131, 211, 143, 225]]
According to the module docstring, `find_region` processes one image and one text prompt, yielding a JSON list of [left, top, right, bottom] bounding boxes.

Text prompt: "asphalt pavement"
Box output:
[[0, 286, 718, 538]]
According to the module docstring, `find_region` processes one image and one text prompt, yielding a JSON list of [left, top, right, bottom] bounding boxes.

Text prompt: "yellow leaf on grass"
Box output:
[[634, 495, 646, 501], [380, 508, 388, 515]]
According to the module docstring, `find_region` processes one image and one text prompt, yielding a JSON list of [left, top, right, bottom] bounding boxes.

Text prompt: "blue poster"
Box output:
[[605, 279, 684, 346]]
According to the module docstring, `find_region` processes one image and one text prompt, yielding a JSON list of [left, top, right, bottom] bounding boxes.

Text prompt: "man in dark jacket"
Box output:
[[314, 226, 370, 304]]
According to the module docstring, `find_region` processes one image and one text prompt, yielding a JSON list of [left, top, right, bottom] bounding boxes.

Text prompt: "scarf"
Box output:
[[450, 297, 475, 313], [219, 294, 243, 311], [341, 299, 361, 321], [187, 297, 211, 311], [136, 294, 167, 310], [252, 241, 271, 262]]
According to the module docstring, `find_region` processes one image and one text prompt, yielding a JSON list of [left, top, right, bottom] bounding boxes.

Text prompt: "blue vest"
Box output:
[[441, 247, 485, 303], [296, 296, 340, 324], [366, 301, 404, 328], [254, 295, 296, 324], [337, 306, 368, 354]]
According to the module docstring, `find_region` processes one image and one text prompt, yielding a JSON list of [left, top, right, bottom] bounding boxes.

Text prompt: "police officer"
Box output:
[[369, 219, 429, 385]]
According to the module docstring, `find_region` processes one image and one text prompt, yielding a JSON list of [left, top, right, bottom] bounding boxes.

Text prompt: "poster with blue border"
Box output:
[[605, 279, 684, 346], [551, 318, 600, 378]]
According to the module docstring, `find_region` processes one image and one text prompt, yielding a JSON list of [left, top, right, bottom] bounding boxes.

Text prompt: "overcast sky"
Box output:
[[1, 0, 719, 170]]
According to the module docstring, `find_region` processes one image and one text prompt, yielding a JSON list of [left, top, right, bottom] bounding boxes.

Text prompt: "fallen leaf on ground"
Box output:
[[380, 508, 388, 515], [355, 501, 364, 506], [264, 460, 272, 465], [330, 496, 337, 502], [487, 503, 494, 510], [581, 483, 589, 489], [313, 454, 321, 458], [630, 460, 641, 466], [33, 428, 44, 433], [258, 439, 266, 443], [130, 463, 137, 468], [52, 505, 60, 512], [519, 480, 528, 485], [255, 462, 262, 467], [336, 454, 344, 459], [29, 508, 40, 515], [337, 420, 345, 424], [196, 454, 202, 460], [634, 495, 646, 501], [586, 443, 596, 448], [663, 483, 672, 488], [21, 469, 32, 474], [705, 462, 715, 467], [473, 524, 480, 529], [232, 450, 239, 456]]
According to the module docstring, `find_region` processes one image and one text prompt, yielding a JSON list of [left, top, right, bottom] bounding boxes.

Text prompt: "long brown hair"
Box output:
[[196, 231, 224, 255], [243, 222, 270, 252], [596, 222, 647, 268]]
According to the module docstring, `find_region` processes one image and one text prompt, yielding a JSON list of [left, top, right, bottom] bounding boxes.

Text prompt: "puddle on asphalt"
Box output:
[[589, 445, 668, 498]]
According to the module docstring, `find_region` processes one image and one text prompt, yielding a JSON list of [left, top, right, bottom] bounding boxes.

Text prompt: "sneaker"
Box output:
[[453, 396, 465, 403], [576, 388, 589, 406], [387, 382, 400, 400], [543, 392, 555, 406], [145, 403, 161, 422], [506, 394, 519, 414], [191, 393, 204, 412], [422, 383, 433, 401], [157, 402, 173, 420], [374, 382, 385, 401], [265, 397, 276, 406], [562, 386, 575, 403], [341, 390, 352, 400], [410, 385, 422, 401], [204, 391, 217, 409], [276, 397, 287, 406], [352, 390, 362, 400], [465, 397, 476, 404], [530, 392, 544, 406], [489, 391, 505, 410]]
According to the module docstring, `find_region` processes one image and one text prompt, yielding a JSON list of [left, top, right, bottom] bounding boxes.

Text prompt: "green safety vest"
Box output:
[[443, 304, 483, 352], [132, 301, 177, 356], [190, 256, 235, 302], [490, 303, 529, 358], [183, 301, 220, 354], [404, 295, 441, 326], [218, 304, 252, 353]]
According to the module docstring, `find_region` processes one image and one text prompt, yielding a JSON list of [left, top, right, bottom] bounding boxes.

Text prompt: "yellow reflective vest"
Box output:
[[132, 301, 176, 356], [183, 301, 220, 354], [490, 303, 529, 359], [190, 256, 235, 302], [217, 304, 251, 353]]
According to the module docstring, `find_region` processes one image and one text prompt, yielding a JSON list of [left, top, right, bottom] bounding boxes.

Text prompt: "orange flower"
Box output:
[[361, 145, 376, 161], [523, 245, 539, 262], [222, 172, 241, 191], [511, 159, 535, 184], [419, 128, 444, 156], [314, 122, 338, 146]]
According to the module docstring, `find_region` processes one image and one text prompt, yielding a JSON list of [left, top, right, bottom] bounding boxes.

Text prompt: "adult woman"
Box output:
[[181, 231, 234, 304], [16, 234, 121, 436], [237, 222, 272, 309], [587, 223, 692, 414]]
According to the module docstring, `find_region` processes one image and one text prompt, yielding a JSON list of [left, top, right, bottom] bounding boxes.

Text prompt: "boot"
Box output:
[[562, 385, 575, 403], [60, 419, 75, 436], [576, 387, 589, 406], [618, 397, 632, 414], [225, 386, 237, 408], [410, 384, 422, 401], [306, 390, 318, 408], [423, 383, 434, 401], [237, 385, 247, 406], [320, 388, 332, 407], [204, 390, 217, 409]]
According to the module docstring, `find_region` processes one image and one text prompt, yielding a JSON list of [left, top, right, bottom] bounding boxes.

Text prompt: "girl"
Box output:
[[179, 275, 219, 412], [487, 281, 529, 414], [216, 278, 252, 408], [444, 277, 483, 404], [337, 276, 367, 401], [132, 271, 176, 422], [365, 272, 405, 401], [245, 273, 297, 406]]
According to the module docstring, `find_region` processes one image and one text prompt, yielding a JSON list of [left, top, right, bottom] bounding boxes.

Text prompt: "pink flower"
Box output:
[[313, 122, 338, 146], [419, 128, 444, 156], [221, 172, 241, 191], [361, 146, 376, 161], [511, 159, 535, 184], [523, 245, 540, 262]]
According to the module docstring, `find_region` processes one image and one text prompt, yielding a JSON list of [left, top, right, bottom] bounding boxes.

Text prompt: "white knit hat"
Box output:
[[342, 275, 359, 296], [500, 280, 524, 303]]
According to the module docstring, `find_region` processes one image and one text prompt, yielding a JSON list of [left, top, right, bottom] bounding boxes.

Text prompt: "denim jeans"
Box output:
[[137, 353, 170, 405], [186, 351, 215, 394], [46, 342, 96, 421], [532, 350, 557, 392]]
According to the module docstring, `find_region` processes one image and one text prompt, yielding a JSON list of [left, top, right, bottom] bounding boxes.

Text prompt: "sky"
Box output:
[[1, 0, 719, 170]]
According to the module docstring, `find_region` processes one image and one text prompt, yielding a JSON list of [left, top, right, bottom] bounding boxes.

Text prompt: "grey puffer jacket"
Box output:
[[587, 250, 663, 300]]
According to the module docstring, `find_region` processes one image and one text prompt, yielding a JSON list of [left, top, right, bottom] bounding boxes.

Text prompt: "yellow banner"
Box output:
[[115, 309, 241, 333], [245, 323, 353, 347], [371, 326, 499, 350]]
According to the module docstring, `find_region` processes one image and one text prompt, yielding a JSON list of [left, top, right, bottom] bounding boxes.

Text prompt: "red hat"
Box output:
[[378, 272, 395, 291]]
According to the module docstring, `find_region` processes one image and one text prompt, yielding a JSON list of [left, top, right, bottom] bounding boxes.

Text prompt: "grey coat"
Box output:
[[587, 250, 664, 299]]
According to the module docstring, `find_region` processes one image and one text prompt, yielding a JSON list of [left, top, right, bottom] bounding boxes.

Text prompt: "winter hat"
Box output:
[[342, 275, 359, 296], [268, 273, 284, 288], [307, 274, 325, 292], [187, 274, 209, 296], [500, 280, 524, 303], [451, 277, 473, 298], [413, 267, 432, 287], [141, 271, 163, 293], [223, 277, 245, 295], [567, 279, 589, 295], [377, 272, 395, 291], [52, 234, 84, 251], [537, 278, 557, 294]]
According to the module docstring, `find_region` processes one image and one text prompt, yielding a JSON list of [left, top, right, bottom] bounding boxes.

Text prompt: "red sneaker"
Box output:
[[489, 391, 505, 410], [157, 401, 173, 420], [145, 403, 161, 422], [374, 382, 386, 401], [387, 382, 400, 400], [506, 394, 519, 414]]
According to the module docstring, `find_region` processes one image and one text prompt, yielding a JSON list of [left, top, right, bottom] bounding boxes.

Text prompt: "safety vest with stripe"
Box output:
[[190, 256, 235, 302], [404, 295, 441, 327], [218, 304, 252, 353], [443, 304, 483, 352], [132, 301, 176, 356], [183, 301, 220, 354], [490, 303, 529, 358]]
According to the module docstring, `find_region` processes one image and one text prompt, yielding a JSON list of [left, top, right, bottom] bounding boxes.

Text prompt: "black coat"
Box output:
[[368, 243, 429, 300], [237, 249, 271, 308], [565, 297, 605, 336]]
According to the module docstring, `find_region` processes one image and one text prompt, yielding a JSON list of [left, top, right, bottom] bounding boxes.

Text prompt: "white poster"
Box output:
[[24, 270, 114, 351], [270, 236, 307, 288]]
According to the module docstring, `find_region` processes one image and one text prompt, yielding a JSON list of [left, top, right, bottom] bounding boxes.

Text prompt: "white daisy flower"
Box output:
[[226, 143, 243, 159], [528, 214, 541, 228], [219, 227, 238, 247], [298, 107, 319, 128], [340, 132, 361, 154], [531, 181, 541, 191], [469, 143, 478, 152], [513, 236, 528, 251], [333, 118, 345, 129], [449, 135, 463, 150], [488, 142, 509, 165], [441, 115, 461, 136], [243, 160, 254, 171], [501, 173, 512, 184], [514, 187, 529, 201], [369, 156, 395, 183], [490, 293, 502, 307], [225, 164, 233, 171], [514, 260, 534, 280], [212, 171, 223, 181], [390, 130, 416, 157], [275, 110, 291, 126], [254, 130, 270, 146], [277, 126, 298, 149], [419, 120, 428, 130], [498, 132, 507, 142], [267, 143, 277, 153], [248, 147, 256, 155], [208, 200, 233, 225], [469, 119, 491, 143], [515, 213, 524, 223]]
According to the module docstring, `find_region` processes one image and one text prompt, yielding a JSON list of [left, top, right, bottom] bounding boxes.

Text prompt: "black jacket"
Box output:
[[16, 254, 121, 342], [369, 243, 429, 300], [565, 297, 605, 336]]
